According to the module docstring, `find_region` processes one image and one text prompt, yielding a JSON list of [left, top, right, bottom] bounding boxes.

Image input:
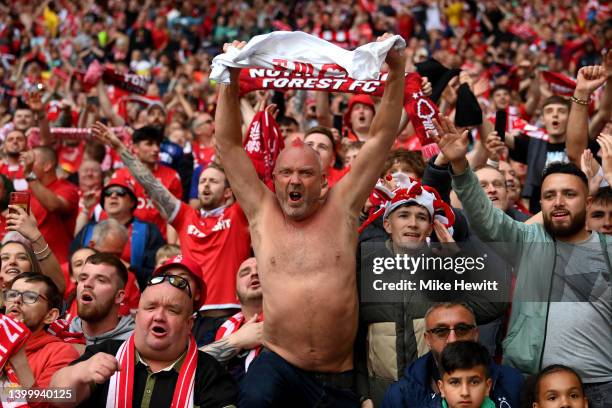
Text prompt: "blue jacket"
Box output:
[[381, 352, 523, 408]]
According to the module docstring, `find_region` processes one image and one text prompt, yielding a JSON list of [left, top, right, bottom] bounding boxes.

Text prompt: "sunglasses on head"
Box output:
[[104, 187, 129, 197], [147, 274, 192, 298], [427, 323, 476, 340]]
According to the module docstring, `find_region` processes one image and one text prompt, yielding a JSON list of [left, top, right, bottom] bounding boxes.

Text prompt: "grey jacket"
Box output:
[[69, 315, 135, 345]]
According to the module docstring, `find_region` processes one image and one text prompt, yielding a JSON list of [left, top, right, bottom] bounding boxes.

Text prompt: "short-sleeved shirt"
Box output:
[[31, 177, 79, 264], [111, 164, 183, 237], [70, 340, 238, 408], [170, 202, 251, 310], [0, 162, 27, 191]]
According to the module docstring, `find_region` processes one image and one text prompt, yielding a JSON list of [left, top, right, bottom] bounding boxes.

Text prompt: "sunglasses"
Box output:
[[104, 187, 129, 197], [427, 324, 476, 340], [147, 274, 192, 298], [3, 289, 48, 305]]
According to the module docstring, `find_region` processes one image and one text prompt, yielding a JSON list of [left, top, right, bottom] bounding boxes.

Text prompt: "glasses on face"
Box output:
[[3, 289, 48, 304], [427, 324, 476, 340], [147, 274, 192, 298], [104, 187, 129, 197]]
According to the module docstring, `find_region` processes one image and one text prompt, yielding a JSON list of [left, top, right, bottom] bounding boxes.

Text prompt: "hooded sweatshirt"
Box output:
[[25, 330, 81, 388], [69, 314, 135, 346]]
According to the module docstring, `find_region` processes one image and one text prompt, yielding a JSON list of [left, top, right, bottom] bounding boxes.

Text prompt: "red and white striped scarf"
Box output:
[[106, 334, 198, 408], [215, 312, 261, 371], [0, 315, 31, 408]]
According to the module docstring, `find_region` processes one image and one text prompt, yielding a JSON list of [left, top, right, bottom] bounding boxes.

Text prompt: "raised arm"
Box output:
[[335, 33, 406, 214], [6, 205, 66, 293], [566, 65, 607, 165], [589, 51, 612, 138], [433, 115, 529, 245], [97, 81, 125, 127], [91, 122, 180, 220], [214, 41, 269, 220]]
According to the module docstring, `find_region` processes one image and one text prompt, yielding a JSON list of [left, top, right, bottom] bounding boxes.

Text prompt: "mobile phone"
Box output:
[[495, 110, 507, 142], [9, 192, 30, 214], [87, 96, 100, 106]]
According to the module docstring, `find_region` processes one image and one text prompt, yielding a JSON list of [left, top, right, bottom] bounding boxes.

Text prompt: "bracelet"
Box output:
[[486, 158, 500, 168], [33, 243, 49, 255], [37, 250, 52, 262], [570, 95, 589, 106], [32, 234, 44, 243]]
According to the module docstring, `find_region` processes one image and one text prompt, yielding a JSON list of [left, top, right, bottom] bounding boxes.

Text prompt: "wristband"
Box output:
[[570, 95, 589, 106], [486, 159, 500, 168]]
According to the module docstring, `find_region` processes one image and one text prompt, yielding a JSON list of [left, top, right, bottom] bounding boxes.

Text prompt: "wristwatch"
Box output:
[[25, 172, 37, 182]]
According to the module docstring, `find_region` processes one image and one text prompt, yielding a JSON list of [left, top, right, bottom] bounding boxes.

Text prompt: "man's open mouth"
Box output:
[[289, 192, 302, 202], [151, 325, 167, 337]]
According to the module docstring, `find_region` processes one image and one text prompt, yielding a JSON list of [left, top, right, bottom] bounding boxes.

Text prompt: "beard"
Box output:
[[77, 295, 116, 322], [6, 151, 20, 158], [543, 210, 586, 238]]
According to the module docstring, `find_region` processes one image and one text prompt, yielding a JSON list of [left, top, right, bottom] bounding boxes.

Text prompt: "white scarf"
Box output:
[[211, 31, 405, 84]]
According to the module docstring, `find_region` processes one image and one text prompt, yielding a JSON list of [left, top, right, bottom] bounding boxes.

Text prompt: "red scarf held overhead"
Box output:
[[78, 60, 149, 95], [541, 71, 576, 97], [215, 312, 262, 371], [238, 69, 440, 151], [106, 334, 198, 408], [244, 110, 284, 186]]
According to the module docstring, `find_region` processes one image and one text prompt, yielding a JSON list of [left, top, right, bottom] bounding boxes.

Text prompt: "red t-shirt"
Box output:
[[192, 142, 215, 168], [171, 202, 251, 310], [31, 178, 79, 264], [0, 162, 24, 180], [327, 166, 349, 188], [110, 165, 183, 237]]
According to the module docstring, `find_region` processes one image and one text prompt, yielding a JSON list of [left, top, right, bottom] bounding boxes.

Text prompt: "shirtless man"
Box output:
[[216, 35, 405, 406]]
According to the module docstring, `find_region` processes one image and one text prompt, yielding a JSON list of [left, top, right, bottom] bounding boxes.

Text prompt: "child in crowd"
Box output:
[[532, 365, 588, 408], [154, 243, 181, 268], [437, 341, 495, 408]]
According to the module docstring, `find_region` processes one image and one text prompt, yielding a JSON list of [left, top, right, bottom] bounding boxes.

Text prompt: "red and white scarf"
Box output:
[[239, 69, 440, 153], [215, 312, 262, 371], [0, 315, 31, 408], [244, 111, 284, 186], [106, 334, 198, 408]]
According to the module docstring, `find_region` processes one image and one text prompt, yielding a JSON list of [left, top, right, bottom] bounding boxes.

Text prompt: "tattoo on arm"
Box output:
[[119, 149, 179, 219], [200, 337, 240, 363]]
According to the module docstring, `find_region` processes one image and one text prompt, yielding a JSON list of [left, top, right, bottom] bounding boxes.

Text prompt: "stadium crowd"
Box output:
[[0, 0, 609, 407]]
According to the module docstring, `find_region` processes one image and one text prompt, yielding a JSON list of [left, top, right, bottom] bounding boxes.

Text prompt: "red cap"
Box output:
[[153, 255, 207, 308], [100, 179, 138, 212], [343, 94, 375, 128]]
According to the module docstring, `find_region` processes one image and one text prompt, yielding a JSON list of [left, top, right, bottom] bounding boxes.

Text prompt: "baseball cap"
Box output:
[[153, 255, 207, 308]]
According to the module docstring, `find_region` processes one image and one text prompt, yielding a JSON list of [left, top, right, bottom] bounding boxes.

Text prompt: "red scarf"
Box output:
[[80, 60, 149, 95], [243, 111, 284, 186], [0, 315, 31, 408], [215, 312, 262, 371], [106, 334, 198, 408], [239, 69, 439, 150], [46, 319, 85, 345]]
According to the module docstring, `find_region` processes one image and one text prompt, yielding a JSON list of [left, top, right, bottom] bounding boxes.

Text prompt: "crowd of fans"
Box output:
[[0, 0, 609, 407]]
